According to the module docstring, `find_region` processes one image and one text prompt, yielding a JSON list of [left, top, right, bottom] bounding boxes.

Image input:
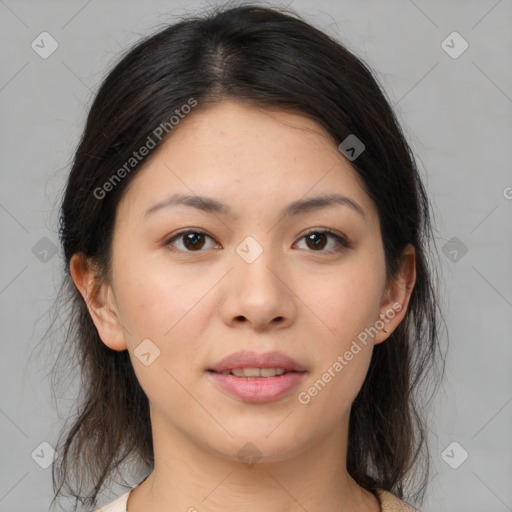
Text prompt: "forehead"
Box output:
[[117, 100, 377, 225]]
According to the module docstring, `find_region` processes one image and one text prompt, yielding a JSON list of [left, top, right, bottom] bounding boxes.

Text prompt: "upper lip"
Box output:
[[208, 350, 307, 373]]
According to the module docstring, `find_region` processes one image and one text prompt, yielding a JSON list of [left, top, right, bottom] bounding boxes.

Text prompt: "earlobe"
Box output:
[[374, 243, 417, 345], [69, 253, 128, 351]]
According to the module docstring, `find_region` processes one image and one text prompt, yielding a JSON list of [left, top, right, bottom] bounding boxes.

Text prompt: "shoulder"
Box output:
[[375, 489, 421, 512], [90, 489, 131, 512], [91, 487, 420, 512]]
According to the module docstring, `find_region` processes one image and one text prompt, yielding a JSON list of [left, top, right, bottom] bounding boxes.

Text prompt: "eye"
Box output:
[[164, 229, 219, 252], [164, 228, 350, 253], [295, 228, 350, 253]]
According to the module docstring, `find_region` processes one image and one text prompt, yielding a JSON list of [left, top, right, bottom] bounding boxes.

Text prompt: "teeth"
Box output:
[[226, 367, 287, 378]]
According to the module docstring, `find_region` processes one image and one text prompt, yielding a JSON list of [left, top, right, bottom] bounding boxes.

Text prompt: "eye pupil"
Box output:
[[306, 232, 327, 250], [184, 232, 205, 250]]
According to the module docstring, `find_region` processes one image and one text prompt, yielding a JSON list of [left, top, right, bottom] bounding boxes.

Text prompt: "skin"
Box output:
[[71, 100, 416, 512]]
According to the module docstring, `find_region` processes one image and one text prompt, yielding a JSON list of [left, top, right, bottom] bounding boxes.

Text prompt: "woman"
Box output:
[[50, 4, 444, 511]]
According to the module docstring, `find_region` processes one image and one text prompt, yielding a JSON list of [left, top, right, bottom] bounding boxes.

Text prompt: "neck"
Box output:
[[127, 408, 380, 512]]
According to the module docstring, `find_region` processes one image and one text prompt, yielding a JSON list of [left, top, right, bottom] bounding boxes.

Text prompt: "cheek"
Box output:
[[114, 248, 183, 328], [115, 273, 175, 338], [114, 256, 215, 365], [310, 267, 383, 342], [297, 267, 382, 405], [116, 265, 210, 402]]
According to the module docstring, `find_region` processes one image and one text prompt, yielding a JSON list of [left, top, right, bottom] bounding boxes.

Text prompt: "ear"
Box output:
[[373, 243, 416, 345], [69, 253, 128, 351]]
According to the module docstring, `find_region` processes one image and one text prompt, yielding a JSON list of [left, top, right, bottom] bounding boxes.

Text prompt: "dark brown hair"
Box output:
[[48, 3, 445, 510]]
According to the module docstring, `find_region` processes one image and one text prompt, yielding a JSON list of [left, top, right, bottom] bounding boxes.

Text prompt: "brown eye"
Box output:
[[182, 232, 206, 250], [296, 229, 350, 253], [165, 228, 350, 254], [304, 232, 328, 250], [165, 230, 218, 252]]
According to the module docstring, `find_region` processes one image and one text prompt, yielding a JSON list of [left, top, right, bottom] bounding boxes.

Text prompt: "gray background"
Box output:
[[1, 0, 511, 511]]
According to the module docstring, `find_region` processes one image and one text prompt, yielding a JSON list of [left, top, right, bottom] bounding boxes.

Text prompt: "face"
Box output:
[[73, 100, 415, 464]]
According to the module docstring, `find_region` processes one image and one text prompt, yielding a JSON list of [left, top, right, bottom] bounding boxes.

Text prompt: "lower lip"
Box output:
[[207, 371, 306, 403]]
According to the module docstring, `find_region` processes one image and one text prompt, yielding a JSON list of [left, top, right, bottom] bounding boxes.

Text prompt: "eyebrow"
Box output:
[[144, 192, 366, 220]]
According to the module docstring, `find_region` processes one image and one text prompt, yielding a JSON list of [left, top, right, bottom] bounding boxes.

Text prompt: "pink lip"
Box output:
[[207, 350, 307, 403], [208, 350, 306, 373], [207, 371, 306, 403]]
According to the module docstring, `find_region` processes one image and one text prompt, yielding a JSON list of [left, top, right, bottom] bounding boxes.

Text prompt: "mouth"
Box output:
[[206, 366, 307, 403], [208, 367, 297, 378], [208, 349, 307, 374], [206, 350, 307, 403]]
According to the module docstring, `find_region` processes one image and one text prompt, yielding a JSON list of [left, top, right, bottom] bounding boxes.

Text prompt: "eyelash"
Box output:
[[164, 228, 351, 254]]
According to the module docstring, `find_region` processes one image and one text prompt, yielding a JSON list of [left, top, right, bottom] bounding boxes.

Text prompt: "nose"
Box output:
[[220, 240, 297, 332]]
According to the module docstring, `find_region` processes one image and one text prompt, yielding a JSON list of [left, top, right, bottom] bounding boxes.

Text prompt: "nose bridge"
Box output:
[[233, 234, 281, 291], [225, 232, 295, 327]]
